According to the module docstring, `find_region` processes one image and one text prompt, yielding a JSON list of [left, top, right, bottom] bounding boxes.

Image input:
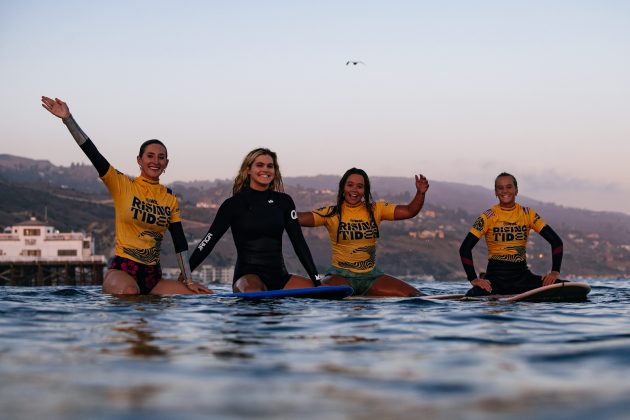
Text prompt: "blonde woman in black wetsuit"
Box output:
[[42, 96, 212, 295], [188, 148, 320, 292]]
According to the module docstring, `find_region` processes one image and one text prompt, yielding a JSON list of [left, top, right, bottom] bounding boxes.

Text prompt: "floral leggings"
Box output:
[[109, 256, 163, 294]]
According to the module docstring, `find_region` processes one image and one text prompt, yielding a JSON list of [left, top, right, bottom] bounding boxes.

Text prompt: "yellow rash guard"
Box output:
[[469, 203, 547, 263], [101, 165, 181, 265], [312, 201, 396, 273]]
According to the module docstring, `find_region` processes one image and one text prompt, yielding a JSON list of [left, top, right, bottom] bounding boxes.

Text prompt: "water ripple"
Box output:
[[1, 278, 630, 419]]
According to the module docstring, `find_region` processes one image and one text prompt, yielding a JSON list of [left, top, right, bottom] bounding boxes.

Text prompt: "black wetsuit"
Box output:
[[189, 187, 318, 290]]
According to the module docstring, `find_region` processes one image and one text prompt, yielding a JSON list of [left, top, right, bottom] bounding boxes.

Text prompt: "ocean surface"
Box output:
[[1, 278, 630, 420]]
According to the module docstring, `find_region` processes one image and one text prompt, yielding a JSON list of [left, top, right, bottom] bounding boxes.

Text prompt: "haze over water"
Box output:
[[1, 278, 629, 419], [2, 1, 630, 214]]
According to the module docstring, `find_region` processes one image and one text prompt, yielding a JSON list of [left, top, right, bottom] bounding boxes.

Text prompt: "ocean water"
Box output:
[[1, 278, 630, 420]]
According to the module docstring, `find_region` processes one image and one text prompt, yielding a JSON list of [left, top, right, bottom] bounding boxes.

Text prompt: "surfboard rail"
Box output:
[[212, 285, 353, 300], [424, 282, 591, 303]]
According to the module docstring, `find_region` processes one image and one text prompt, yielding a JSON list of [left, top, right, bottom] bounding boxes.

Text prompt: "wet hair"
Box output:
[[138, 139, 168, 158], [495, 172, 518, 189], [232, 147, 283, 195], [317, 168, 378, 243]]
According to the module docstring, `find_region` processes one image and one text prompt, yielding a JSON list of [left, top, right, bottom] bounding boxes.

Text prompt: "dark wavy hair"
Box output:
[[316, 168, 378, 243], [495, 172, 518, 189], [138, 139, 167, 158]]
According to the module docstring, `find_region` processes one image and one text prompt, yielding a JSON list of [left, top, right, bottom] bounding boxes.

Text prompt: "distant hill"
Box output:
[[172, 174, 630, 245], [0, 180, 115, 257], [0, 154, 106, 196], [1, 154, 629, 279]]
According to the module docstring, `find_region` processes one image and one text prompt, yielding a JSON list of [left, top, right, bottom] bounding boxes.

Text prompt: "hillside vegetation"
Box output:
[[2, 154, 629, 279]]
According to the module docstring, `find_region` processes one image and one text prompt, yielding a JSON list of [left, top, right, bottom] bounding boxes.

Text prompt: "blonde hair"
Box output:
[[232, 147, 284, 195]]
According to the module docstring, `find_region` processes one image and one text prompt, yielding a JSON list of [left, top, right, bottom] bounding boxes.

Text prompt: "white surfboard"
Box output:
[[425, 282, 591, 303]]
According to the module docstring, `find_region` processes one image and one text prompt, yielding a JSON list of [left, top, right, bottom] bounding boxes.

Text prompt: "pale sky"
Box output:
[[1, 1, 629, 214]]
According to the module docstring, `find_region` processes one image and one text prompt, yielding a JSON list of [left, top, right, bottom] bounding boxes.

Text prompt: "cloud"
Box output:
[[522, 169, 624, 193], [519, 169, 629, 214]]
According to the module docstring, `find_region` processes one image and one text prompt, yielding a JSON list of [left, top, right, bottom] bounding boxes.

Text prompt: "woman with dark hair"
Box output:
[[298, 168, 429, 296], [459, 172, 566, 296], [188, 147, 320, 292], [41, 96, 211, 295]]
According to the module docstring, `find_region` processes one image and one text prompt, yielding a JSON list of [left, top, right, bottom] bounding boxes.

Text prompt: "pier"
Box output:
[[0, 217, 106, 286], [0, 257, 106, 286]]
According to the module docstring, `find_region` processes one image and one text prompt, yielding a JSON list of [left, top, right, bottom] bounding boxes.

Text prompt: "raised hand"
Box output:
[[41, 96, 70, 119], [414, 174, 429, 195]]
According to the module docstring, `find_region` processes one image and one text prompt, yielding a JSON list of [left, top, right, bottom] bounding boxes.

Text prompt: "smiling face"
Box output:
[[137, 143, 168, 181], [343, 173, 365, 206], [247, 154, 275, 191], [495, 175, 518, 208]]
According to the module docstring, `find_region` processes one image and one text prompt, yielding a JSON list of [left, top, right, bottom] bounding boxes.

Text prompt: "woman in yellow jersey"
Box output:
[[459, 172, 565, 296], [298, 168, 429, 296], [42, 96, 212, 295]]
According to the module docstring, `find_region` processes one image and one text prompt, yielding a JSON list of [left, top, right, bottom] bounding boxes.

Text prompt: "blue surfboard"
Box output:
[[214, 285, 353, 300]]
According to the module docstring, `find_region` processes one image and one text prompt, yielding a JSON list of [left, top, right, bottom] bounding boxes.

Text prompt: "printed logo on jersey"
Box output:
[[490, 245, 526, 263], [123, 231, 163, 264], [338, 219, 379, 241], [268, 199, 274, 204], [197, 233, 213, 251], [339, 245, 376, 271], [491, 223, 529, 242], [130, 197, 172, 227], [313, 206, 333, 217], [290, 210, 297, 220]]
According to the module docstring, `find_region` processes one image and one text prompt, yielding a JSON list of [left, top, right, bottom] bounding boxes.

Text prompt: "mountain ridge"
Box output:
[[1, 154, 629, 279]]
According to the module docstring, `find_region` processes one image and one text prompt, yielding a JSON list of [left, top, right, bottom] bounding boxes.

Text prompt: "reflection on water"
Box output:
[[108, 319, 169, 357], [0, 279, 630, 419]]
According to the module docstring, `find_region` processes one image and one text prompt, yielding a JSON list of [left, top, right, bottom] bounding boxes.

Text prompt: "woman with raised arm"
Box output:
[[188, 147, 320, 292], [298, 168, 429, 297], [41, 96, 212, 295]]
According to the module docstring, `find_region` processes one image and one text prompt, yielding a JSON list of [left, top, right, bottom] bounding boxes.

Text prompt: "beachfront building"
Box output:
[[195, 264, 234, 284], [0, 217, 106, 284], [162, 264, 234, 285]]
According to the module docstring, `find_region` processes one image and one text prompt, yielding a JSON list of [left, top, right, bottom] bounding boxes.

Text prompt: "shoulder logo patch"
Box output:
[[473, 216, 485, 231]]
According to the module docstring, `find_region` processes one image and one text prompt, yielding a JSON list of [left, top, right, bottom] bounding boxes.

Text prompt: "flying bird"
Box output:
[[346, 61, 365, 66]]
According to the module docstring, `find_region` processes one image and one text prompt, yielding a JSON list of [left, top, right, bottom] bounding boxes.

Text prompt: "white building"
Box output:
[[162, 264, 234, 284], [195, 264, 234, 284], [0, 217, 105, 263]]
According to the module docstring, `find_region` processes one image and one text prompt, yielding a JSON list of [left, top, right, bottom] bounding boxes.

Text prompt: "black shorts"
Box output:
[[466, 260, 564, 296], [234, 263, 292, 291], [109, 256, 163, 294]]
